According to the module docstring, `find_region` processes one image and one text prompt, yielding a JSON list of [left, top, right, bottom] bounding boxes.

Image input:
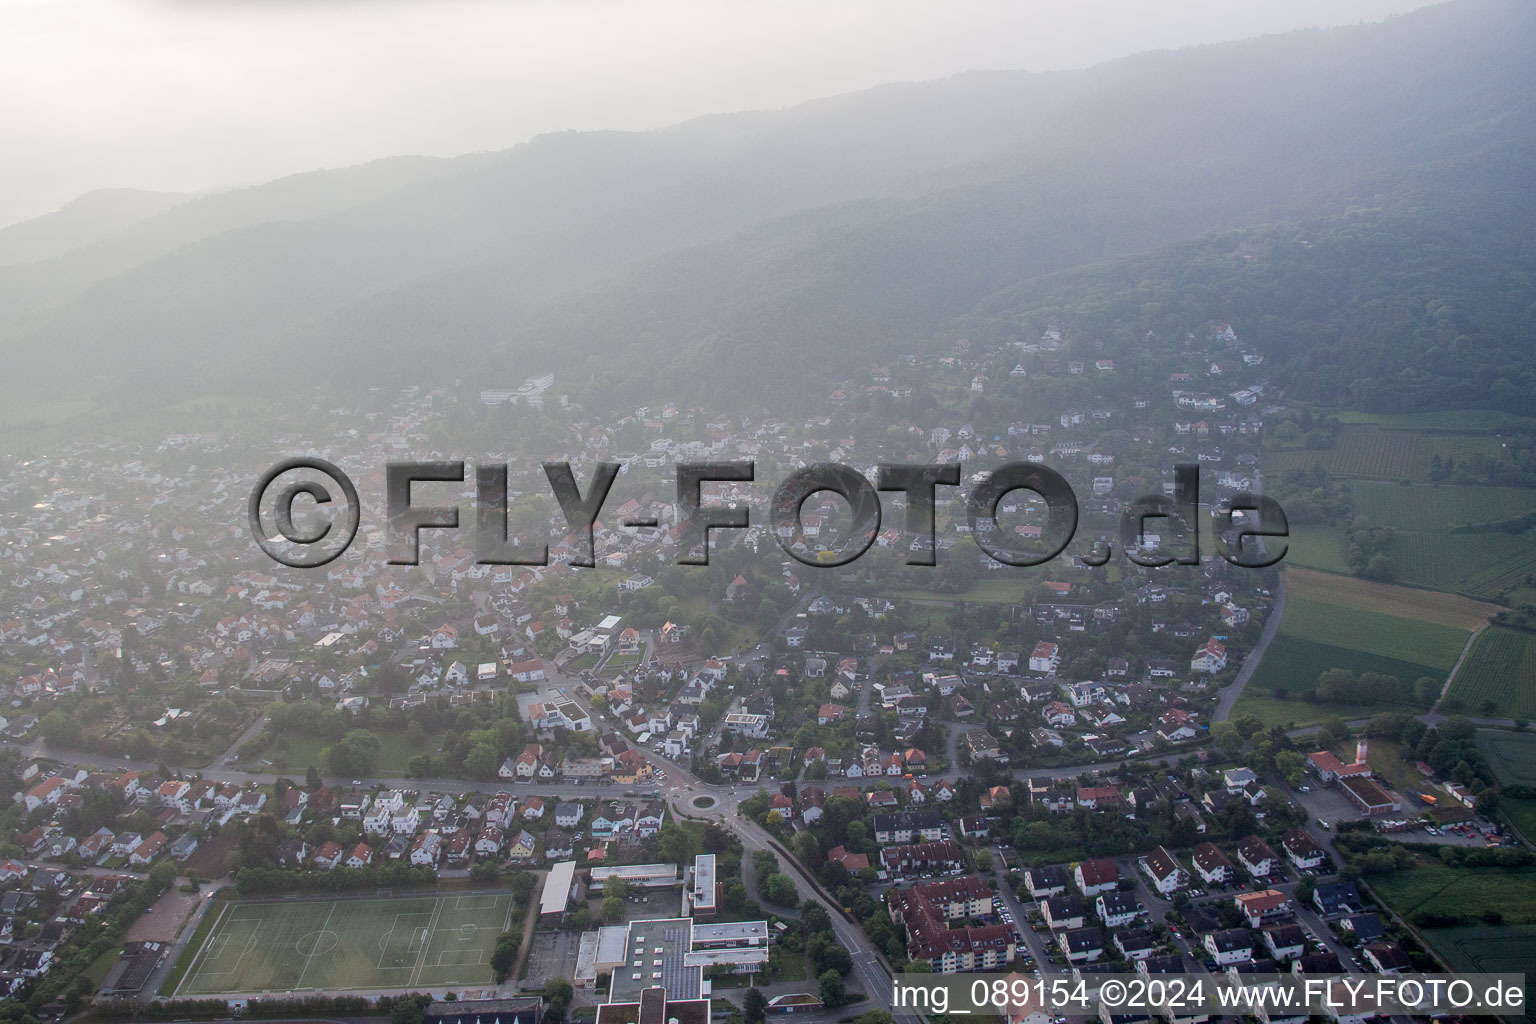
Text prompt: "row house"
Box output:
[[879, 839, 964, 879]]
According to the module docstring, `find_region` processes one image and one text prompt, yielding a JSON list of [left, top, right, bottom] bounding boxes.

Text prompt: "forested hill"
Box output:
[[463, 0, 1536, 413], [937, 133, 1536, 416], [2, 0, 1533, 413]]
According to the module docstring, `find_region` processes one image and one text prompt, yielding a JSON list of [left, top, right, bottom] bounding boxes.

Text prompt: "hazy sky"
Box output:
[[1, 0, 1436, 227]]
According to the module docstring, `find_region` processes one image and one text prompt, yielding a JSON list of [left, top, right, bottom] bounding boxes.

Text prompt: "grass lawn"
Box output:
[[170, 891, 515, 995], [260, 731, 434, 776], [1448, 626, 1536, 719], [1283, 526, 1352, 575], [84, 944, 124, 990], [769, 946, 807, 982]]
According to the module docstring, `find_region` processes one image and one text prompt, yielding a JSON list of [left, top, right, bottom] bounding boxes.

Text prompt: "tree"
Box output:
[[305, 765, 323, 790], [1210, 721, 1244, 757], [464, 743, 500, 779], [764, 873, 799, 908], [1413, 676, 1441, 709], [40, 711, 82, 748], [807, 935, 852, 975], [602, 894, 625, 923], [325, 729, 382, 777], [390, 1000, 426, 1024], [818, 969, 845, 1008], [657, 822, 696, 865], [743, 986, 767, 1024], [1274, 750, 1307, 788], [490, 931, 521, 982]]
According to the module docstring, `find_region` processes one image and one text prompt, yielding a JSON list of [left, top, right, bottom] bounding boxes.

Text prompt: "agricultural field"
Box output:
[[1238, 634, 1442, 728], [1502, 797, 1536, 846], [1447, 627, 1536, 719], [1423, 925, 1536, 977], [1236, 585, 1471, 728], [1265, 408, 1536, 603], [1478, 729, 1536, 787], [1273, 591, 1471, 668], [1267, 423, 1515, 483], [1346, 481, 1536, 602], [170, 892, 515, 996], [1370, 860, 1536, 927], [1333, 410, 1536, 431], [1283, 567, 1499, 630]]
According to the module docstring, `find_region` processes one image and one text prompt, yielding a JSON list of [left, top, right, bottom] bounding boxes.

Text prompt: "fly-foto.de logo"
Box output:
[[248, 458, 1287, 570]]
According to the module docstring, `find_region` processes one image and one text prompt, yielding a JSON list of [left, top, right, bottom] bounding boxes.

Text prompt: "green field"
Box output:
[[1275, 595, 1469, 669], [1427, 924, 1536, 975], [172, 892, 515, 995], [1281, 525, 1352, 574], [1371, 861, 1536, 927], [1478, 729, 1536, 787], [1502, 798, 1536, 846], [1235, 593, 1461, 727], [257, 731, 434, 776], [1267, 408, 1536, 603], [894, 577, 1031, 604], [1448, 628, 1536, 719], [1238, 635, 1441, 727], [1332, 410, 1536, 431]]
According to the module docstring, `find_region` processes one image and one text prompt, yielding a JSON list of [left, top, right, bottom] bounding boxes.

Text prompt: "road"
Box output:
[[1213, 578, 1284, 722], [990, 856, 1052, 974]]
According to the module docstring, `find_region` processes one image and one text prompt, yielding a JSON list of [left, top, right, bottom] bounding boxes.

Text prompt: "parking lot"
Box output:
[[522, 929, 579, 989]]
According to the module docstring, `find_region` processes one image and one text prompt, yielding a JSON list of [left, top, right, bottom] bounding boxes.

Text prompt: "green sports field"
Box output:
[[172, 892, 515, 996]]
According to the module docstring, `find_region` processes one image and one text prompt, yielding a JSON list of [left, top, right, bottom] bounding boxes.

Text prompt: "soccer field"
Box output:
[[173, 892, 516, 996]]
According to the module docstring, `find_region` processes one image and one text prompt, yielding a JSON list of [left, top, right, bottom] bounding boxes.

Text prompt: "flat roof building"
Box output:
[[607, 916, 771, 1004], [611, 918, 698, 1003], [691, 853, 718, 918], [591, 863, 680, 888], [595, 986, 709, 1024], [541, 860, 578, 921]]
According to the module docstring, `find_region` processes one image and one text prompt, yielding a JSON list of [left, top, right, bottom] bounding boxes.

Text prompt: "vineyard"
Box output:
[[1349, 481, 1536, 529], [1448, 626, 1536, 719], [1347, 482, 1536, 600], [1267, 424, 1511, 482]]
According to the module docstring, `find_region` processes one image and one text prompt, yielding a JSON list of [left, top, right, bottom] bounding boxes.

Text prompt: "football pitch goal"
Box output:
[[172, 891, 516, 996]]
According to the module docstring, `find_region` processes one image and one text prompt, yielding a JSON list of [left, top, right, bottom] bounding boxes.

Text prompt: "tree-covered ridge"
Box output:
[[941, 135, 1536, 416]]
